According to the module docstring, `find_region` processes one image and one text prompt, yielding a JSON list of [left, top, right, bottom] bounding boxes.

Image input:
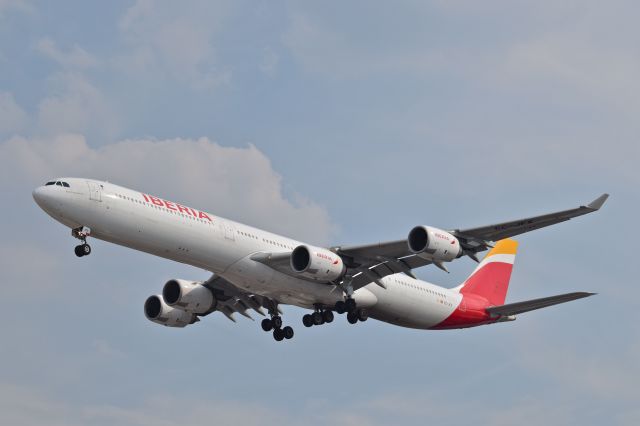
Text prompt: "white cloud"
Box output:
[[36, 73, 118, 141], [35, 37, 99, 69], [116, 0, 232, 90], [0, 135, 334, 244], [0, 91, 27, 134]]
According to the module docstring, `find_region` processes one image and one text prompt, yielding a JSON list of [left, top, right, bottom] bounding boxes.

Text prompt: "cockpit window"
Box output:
[[45, 180, 70, 187]]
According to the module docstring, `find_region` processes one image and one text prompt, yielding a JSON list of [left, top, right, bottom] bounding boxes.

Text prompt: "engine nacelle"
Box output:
[[407, 226, 462, 262], [162, 279, 216, 314], [144, 295, 196, 328], [290, 244, 346, 283]]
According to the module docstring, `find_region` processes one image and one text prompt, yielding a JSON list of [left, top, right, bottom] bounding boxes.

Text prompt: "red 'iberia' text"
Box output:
[[141, 193, 213, 222]]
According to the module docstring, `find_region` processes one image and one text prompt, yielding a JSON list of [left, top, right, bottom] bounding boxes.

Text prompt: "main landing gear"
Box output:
[[335, 278, 368, 325], [302, 306, 334, 328], [334, 298, 368, 325], [261, 313, 294, 342], [300, 299, 367, 328], [72, 226, 92, 257]]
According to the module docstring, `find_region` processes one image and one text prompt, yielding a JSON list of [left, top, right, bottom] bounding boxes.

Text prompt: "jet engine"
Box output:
[[290, 244, 346, 282], [407, 226, 462, 262], [144, 295, 196, 328], [162, 279, 216, 314]]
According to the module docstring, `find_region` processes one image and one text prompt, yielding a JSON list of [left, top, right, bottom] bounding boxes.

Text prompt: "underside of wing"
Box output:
[[250, 251, 294, 277], [202, 275, 280, 322], [332, 241, 432, 290], [485, 292, 596, 317], [345, 254, 431, 290], [335, 240, 410, 264]]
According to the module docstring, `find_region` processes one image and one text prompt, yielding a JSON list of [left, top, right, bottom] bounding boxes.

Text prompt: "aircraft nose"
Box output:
[[32, 186, 45, 205], [32, 186, 56, 211]]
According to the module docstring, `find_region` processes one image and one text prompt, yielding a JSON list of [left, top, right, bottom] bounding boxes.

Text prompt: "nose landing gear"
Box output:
[[74, 243, 91, 257], [72, 226, 92, 257]]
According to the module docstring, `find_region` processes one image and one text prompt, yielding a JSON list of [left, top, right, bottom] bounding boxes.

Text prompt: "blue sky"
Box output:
[[0, 1, 638, 425]]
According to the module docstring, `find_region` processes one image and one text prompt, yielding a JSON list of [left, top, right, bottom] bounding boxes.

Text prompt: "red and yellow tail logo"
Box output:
[[459, 239, 518, 306]]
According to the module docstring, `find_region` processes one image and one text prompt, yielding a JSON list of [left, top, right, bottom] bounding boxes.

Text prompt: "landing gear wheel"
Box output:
[[283, 326, 294, 340], [72, 227, 92, 258], [74, 243, 91, 257], [74, 245, 85, 257], [347, 311, 358, 324], [323, 310, 334, 323], [312, 311, 324, 326], [346, 298, 357, 313], [302, 314, 314, 328], [261, 318, 273, 332], [273, 328, 285, 341], [357, 309, 368, 322], [272, 316, 283, 329], [335, 301, 346, 314]]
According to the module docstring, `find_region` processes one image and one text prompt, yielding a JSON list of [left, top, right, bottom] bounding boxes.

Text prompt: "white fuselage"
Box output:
[[33, 178, 462, 329]]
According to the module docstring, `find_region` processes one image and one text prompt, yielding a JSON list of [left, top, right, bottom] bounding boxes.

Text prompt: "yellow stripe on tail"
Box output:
[[485, 238, 518, 258]]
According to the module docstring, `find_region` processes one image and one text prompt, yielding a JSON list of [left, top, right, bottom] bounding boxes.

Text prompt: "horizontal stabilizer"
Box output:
[[486, 292, 595, 317]]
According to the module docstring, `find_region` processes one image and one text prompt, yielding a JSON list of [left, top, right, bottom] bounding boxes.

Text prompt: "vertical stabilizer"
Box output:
[[456, 239, 518, 306]]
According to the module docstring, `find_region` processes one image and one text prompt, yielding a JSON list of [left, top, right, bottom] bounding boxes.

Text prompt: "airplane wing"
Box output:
[[333, 194, 608, 289], [340, 253, 431, 290], [201, 275, 279, 322], [485, 292, 595, 317], [247, 195, 607, 292], [451, 193, 609, 248]]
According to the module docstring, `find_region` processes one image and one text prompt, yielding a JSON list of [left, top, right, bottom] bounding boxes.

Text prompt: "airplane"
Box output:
[[32, 178, 608, 341]]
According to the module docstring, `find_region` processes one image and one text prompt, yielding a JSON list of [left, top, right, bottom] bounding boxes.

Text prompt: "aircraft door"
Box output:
[[223, 221, 236, 241], [87, 181, 102, 202]]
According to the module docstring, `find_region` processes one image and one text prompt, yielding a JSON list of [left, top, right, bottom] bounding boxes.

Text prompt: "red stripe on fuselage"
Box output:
[[430, 293, 495, 330], [430, 261, 515, 329]]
